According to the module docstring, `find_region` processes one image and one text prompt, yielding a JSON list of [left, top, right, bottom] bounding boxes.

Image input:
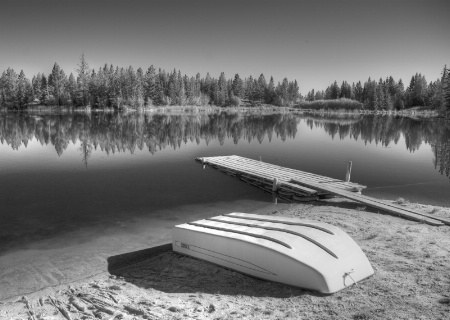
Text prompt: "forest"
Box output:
[[0, 54, 299, 110], [0, 54, 449, 113], [305, 67, 450, 112]]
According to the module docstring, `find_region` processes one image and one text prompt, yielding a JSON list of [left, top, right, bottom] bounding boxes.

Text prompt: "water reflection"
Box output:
[[304, 114, 450, 179], [0, 112, 449, 178], [0, 112, 299, 158]]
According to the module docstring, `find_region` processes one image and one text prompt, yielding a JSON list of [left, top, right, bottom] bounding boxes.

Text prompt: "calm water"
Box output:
[[0, 111, 449, 299]]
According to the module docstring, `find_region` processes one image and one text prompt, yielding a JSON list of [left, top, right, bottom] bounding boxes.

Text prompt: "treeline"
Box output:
[[305, 66, 450, 112], [0, 54, 301, 110]]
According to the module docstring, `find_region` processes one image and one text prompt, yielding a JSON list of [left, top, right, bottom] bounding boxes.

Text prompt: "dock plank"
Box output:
[[290, 179, 444, 226], [197, 155, 446, 226], [231, 155, 366, 189], [224, 156, 365, 191], [201, 156, 364, 192], [202, 157, 318, 194]]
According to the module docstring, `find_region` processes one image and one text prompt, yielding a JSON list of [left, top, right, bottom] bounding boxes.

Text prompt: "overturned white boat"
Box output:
[[172, 212, 374, 294]]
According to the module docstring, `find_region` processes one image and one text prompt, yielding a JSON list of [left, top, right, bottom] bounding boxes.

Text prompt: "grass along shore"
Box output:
[[0, 100, 446, 118], [0, 104, 297, 115], [1, 198, 449, 320]]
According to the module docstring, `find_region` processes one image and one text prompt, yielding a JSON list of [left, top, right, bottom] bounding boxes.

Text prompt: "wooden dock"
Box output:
[[196, 155, 449, 226]]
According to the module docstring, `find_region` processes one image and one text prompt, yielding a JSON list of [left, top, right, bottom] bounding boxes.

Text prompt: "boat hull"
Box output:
[[172, 212, 374, 294]]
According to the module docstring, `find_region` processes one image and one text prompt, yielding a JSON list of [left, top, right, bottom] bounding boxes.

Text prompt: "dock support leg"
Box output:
[[272, 178, 278, 192], [272, 195, 277, 204], [345, 161, 352, 182]]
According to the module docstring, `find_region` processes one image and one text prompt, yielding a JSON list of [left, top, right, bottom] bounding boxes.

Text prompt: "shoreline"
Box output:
[[0, 105, 446, 119], [1, 199, 449, 319]]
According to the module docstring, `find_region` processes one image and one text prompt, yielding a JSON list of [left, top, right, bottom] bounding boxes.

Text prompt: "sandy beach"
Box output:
[[1, 199, 449, 320]]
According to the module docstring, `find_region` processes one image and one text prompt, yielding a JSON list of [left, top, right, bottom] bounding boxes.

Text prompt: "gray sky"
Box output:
[[0, 0, 448, 93]]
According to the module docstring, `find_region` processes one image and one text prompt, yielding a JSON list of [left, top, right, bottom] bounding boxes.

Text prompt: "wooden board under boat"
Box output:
[[172, 212, 374, 294]]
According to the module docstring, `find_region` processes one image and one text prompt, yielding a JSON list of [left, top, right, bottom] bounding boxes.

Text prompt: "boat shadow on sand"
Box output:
[[107, 243, 324, 298], [106, 199, 382, 298]]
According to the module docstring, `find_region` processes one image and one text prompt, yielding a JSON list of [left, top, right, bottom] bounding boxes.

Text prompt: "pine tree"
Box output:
[[255, 74, 267, 102], [25, 78, 33, 106], [351, 83, 356, 100], [217, 72, 227, 106], [67, 73, 77, 105], [374, 78, 384, 110], [307, 89, 315, 101], [315, 90, 324, 100], [41, 75, 49, 104], [96, 65, 109, 107], [125, 66, 137, 103], [16, 70, 28, 108], [88, 69, 99, 107], [158, 69, 169, 105], [176, 70, 184, 105], [339, 81, 351, 98], [202, 72, 212, 100], [414, 73, 427, 106], [76, 53, 90, 106], [154, 71, 165, 105], [330, 81, 340, 99], [179, 75, 187, 106], [3, 68, 18, 108], [185, 76, 193, 103], [265, 76, 275, 104], [232, 74, 244, 98], [0, 71, 5, 106], [324, 87, 332, 100], [32, 73, 43, 101], [387, 76, 397, 96], [442, 65, 450, 115], [195, 73, 201, 98], [288, 80, 299, 105], [49, 63, 67, 106], [382, 79, 391, 110], [245, 76, 254, 102], [406, 73, 427, 107], [278, 78, 289, 106]]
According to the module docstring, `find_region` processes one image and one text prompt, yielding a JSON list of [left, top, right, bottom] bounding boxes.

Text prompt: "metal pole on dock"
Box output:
[[345, 161, 352, 182]]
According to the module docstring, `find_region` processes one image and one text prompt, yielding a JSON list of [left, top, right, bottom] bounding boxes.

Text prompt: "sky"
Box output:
[[0, 0, 449, 94]]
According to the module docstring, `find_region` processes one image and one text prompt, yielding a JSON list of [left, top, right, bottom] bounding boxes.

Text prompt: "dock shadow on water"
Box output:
[[107, 243, 317, 298]]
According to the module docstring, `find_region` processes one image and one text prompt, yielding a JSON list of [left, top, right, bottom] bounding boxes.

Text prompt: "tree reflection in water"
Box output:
[[0, 112, 449, 179], [304, 113, 450, 179]]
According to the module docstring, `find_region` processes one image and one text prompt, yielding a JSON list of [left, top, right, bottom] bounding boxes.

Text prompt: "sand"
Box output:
[[1, 199, 449, 320]]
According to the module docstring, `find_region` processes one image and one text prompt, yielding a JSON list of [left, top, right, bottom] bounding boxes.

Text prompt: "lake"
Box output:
[[0, 111, 449, 299]]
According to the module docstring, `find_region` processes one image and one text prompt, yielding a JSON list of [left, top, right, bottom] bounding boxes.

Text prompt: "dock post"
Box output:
[[201, 158, 206, 170], [272, 195, 278, 204], [345, 161, 352, 182], [272, 178, 278, 192]]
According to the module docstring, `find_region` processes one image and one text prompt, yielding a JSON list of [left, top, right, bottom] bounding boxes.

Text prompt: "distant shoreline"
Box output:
[[0, 105, 445, 119]]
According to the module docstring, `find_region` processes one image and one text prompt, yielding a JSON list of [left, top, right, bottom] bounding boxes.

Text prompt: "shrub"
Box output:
[[229, 95, 241, 107], [297, 98, 363, 111]]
